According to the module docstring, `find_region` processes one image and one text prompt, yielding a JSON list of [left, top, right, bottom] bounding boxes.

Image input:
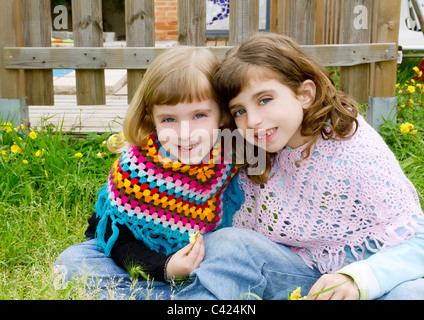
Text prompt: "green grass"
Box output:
[[1, 60, 424, 300], [379, 59, 424, 202], [0, 119, 116, 299]]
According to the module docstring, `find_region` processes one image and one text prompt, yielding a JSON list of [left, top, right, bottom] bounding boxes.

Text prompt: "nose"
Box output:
[[246, 108, 263, 129], [178, 120, 191, 143]]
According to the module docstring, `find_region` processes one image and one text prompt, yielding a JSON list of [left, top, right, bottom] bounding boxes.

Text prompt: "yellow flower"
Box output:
[[10, 143, 21, 153], [35, 150, 42, 157], [411, 130, 418, 136], [289, 287, 306, 300], [29, 131, 38, 139], [2, 122, 13, 133], [74, 152, 83, 158], [189, 231, 201, 244], [400, 122, 415, 134], [23, 159, 29, 164], [413, 66, 423, 77], [407, 85, 415, 94]]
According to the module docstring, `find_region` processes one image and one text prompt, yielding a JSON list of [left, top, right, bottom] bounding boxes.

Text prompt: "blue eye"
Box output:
[[163, 118, 175, 123], [259, 98, 271, 105], [233, 109, 246, 117], [194, 113, 206, 119]]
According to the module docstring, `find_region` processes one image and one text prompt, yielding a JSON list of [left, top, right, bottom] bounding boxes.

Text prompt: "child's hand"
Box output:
[[307, 274, 360, 300], [166, 235, 205, 280]]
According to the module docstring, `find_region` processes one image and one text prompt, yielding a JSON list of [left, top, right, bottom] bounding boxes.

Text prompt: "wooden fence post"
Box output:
[[21, 0, 54, 106], [229, 0, 259, 45], [178, 0, 206, 46], [338, 0, 372, 104], [0, 0, 27, 125], [72, 0, 106, 105], [368, 0, 401, 129], [270, 0, 316, 45], [125, 0, 155, 103]]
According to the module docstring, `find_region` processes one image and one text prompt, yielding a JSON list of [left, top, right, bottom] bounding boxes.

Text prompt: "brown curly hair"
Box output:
[[214, 32, 359, 184]]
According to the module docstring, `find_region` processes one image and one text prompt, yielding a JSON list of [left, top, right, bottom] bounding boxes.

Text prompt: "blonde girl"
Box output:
[[55, 46, 238, 300]]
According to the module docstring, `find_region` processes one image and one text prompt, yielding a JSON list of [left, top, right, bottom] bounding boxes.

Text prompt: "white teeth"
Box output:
[[257, 128, 276, 140], [180, 145, 196, 151]]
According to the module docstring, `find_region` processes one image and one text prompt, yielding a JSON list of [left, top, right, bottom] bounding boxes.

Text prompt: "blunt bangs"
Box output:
[[152, 68, 215, 106]]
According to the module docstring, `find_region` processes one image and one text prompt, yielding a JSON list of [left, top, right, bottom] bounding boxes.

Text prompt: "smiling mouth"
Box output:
[[255, 128, 278, 140], [178, 143, 200, 152]]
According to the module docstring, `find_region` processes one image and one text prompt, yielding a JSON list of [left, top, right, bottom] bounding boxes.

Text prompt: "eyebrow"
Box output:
[[154, 106, 213, 118]]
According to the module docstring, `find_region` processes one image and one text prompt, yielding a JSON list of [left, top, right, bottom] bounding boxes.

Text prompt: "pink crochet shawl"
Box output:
[[234, 116, 423, 273]]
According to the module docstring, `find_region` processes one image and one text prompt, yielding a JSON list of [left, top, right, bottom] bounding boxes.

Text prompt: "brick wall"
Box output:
[[155, 0, 178, 41]]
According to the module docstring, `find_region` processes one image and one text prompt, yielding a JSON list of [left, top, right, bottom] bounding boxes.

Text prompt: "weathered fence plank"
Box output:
[[367, 0, 402, 129], [72, 0, 106, 105], [125, 0, 155, 103], [230, 0, 259, 45], [21, 0, 54, 106], [178, 0, 206, 46], [0, 0, 28, 126], [338, 0, 372, 104], [0, 0, 24, 100], [4, 43, 398, 69]]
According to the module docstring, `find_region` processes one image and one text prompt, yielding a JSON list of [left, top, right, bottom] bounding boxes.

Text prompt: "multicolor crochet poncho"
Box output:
[[94, 134, 238, 256]]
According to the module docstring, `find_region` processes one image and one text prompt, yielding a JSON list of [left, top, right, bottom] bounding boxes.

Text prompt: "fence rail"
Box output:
[[4, 43, 397, 69], [0, 0, 402, 132]]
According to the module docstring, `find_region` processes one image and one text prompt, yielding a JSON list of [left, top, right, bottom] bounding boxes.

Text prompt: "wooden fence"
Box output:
[[0, 0, 401, 132]]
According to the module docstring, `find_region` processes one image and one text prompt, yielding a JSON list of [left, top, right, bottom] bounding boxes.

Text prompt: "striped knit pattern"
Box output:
[[95, 134, 237, 256]]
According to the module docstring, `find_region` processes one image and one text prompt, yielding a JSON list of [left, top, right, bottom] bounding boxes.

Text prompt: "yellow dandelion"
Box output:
[[3, 122, 13, 133], [10, 143, 21, 153], [74, 152, 83, 158], [23, 159, 29, 164], [289, 287, 306, 300], [413, 66, 423, 77], [189, 231, 201, 244], [35, 150, 42, 157], [400, 122, 414, 134], [29, 131, 38, 139]]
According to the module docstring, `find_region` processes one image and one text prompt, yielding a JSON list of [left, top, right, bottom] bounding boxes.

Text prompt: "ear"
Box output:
[[298, 80, 316, 109]]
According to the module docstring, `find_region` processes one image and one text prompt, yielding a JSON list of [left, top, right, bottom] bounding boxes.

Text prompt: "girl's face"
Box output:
[[228, 77, 316, 153], [152, 99, 222, 164]]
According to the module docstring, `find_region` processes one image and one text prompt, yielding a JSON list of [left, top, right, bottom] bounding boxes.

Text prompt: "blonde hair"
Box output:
[[214, 32, 358, 184], [108, 46, 231, 153]]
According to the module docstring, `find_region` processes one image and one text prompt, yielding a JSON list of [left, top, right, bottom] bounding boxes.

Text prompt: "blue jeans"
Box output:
[[54, 239, 184, 300], [55, 228, 424, 300], [174, 228, 424, 300]]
